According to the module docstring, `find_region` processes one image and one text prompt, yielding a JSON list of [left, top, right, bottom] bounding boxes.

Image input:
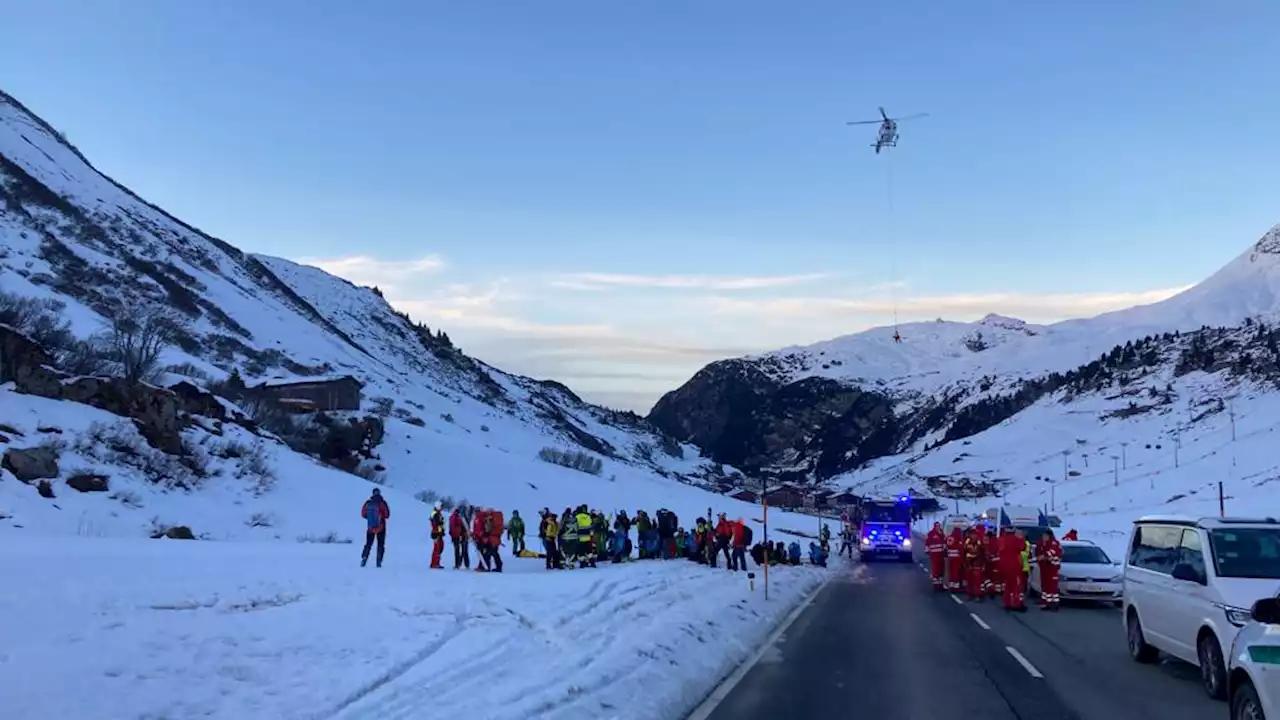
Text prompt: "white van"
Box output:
[[1122, 515, 1280, 701]]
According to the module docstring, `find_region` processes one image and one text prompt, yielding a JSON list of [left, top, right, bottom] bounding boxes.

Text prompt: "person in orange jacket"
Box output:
[[714, 513, 733, 569], [925, 522, 947, 591], [471, 509, 490, 571], [729, 519, 748, 571], [1038, 529, 1063, 611], [945, 526, 964, 592]]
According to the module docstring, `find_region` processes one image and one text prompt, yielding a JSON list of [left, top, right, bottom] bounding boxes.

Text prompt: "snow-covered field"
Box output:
[[0, 536, 827, 720]]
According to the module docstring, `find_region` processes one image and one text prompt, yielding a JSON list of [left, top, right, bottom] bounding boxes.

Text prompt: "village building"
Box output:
[[252, 375, 363, 412]]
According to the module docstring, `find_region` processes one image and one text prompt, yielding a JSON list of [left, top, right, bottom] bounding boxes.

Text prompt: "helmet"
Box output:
[[371, 488, 381, 496], [434, 500, 443, 510]]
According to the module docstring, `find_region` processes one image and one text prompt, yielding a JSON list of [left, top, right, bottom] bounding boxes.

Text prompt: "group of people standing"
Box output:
[[359, 489, 833, 575], [924, 522, 1065, 611]]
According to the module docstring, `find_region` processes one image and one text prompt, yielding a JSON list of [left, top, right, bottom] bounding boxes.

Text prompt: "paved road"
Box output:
[[701, 557, 1078, 720], [699, 554, 1222, 720]]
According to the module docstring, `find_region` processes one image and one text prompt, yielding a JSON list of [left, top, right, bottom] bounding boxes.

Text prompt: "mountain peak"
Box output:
[[1250, 223, 1280, 261]]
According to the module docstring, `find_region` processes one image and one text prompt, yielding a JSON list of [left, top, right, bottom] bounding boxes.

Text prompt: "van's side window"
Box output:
[[1128, 524, 1182, 574], [1178, 529, 1206, 578]]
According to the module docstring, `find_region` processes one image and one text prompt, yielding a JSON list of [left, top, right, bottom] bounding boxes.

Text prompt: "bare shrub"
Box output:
[[75, 421, 195, 489], [235, 439, 276, 495], [164, 362, 211, 382], [537, 446, 604, 476], [370, 396, 395, 417], [245, 512, 274, 528], [354, 463, 386, 485], [109, 489, 144, 508], [413, 489, 463, 510], [103, 302, 181, 383], [297, 532, 352, 544]]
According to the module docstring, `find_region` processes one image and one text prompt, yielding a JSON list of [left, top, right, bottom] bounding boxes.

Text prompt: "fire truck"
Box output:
[[858, 495, 914, 563]]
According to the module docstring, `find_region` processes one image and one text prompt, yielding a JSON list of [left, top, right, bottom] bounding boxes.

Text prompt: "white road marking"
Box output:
[[950, 594, 964, 605], [1006, 646, 1044, 678], [969, 613, 991, 630], [685, 575, 832, 720]]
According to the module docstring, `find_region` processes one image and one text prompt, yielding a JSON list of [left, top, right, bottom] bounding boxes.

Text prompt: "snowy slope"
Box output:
[[837, 318, 1280, 559], [0, 87, 741, 525]]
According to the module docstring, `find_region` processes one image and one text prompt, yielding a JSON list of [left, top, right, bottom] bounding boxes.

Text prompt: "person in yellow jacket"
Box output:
[[575, 506, 596, 568], [540, 509, 562, 570]]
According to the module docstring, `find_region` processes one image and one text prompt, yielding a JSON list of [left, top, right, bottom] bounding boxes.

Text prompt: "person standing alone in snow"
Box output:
[[449, 506, 470, 569], [360, 488, 390, 567], [429, 501, 445, 569], [508, 510, 526, 555]]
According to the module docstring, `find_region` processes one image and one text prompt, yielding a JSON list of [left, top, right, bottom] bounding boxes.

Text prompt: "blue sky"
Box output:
[[5, 0, 1279, 410]]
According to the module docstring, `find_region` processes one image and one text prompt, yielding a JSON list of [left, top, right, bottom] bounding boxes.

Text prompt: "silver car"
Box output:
[[1030, 540, 1123, 606]]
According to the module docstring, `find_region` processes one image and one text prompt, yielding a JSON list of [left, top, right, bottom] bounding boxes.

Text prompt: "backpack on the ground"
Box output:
[[741, 524, 753, 546]]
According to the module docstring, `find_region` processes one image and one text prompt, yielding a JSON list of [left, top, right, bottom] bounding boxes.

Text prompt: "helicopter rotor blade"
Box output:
[[846, 119, 883, 125], [879, 106, 889, 120]]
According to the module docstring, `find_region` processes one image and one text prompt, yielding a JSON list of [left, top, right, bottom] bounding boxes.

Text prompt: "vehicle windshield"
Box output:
[[863, 504, 909, 524], [1062, 545, 1111, 564], [1208, 528, 1280, 579]]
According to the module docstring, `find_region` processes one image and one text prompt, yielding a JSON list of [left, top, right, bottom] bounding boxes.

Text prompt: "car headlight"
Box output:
[[1217, 603, 1251, 627], [901, 538, 912, 548], [861, 536, 871, 545]]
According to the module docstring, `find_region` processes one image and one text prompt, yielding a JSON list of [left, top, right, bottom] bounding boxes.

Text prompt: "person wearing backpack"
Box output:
[[483, 510, 504, 572], [729, 519, 749, 571], [449, 506, 470, 570], [360, 489, 390, 568]]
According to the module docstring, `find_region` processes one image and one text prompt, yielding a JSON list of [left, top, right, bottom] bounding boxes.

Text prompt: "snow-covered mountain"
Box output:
[[0, 88, 764, 539], [650, 223, 1280, 491]]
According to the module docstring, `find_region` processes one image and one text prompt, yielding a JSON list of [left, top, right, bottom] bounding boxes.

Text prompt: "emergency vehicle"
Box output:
[[981, 504, 1051, 545], [858, 495, 914, 562]]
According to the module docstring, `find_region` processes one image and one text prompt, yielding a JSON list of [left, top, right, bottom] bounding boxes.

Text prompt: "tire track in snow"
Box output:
[[304, 613, 467, 720]]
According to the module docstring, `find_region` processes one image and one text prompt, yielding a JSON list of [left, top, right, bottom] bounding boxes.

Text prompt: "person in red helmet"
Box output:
[[999, 527, 1029, 611], [945, 526, 964, 592], [1038, 529, 1063, 611], [925, 522, 947, 591]]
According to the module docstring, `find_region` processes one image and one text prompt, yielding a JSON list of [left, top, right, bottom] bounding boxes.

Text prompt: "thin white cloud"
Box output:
[[704, 286, 1192, 323], [550, 271, 829, 292], [301, 254, 445, 294]]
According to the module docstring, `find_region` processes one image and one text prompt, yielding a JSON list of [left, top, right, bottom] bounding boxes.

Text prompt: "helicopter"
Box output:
[[847, 106, 928, 154]]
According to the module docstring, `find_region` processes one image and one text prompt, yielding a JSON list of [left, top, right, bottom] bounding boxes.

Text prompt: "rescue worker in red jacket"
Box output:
[[964, 527, 986, 601], [428, 502, 445, 569], [472, 510, 491, 571], [945, 526, 964, 592], [1063, 528, 1078, 541], [999, 528, 1029, 611], [714, 513, 733, 569], [1038, 529, 1063, 611], [925, 522, 947, 591], [729, 519, 748, 571], [985, 527, 1002, 598], [448, 506, 470, 570]]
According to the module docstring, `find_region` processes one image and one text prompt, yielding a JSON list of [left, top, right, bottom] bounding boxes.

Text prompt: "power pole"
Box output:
[[1057, 449, 1069, 512], [1229, 400, 1236, 441], [1111, 455, 1119, 486], [1120, 441, 1129, 469], [1173, 431, 1181, 468]]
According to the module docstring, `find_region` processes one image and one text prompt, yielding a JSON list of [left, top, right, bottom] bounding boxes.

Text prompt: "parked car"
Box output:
[[1227, 595, 1280, 720], [1122, 515, 1280, 701], [1030, 539, 1123, 606]]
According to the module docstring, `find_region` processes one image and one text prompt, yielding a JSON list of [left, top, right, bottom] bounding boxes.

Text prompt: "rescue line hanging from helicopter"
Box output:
[[846, 106, 928, 343]]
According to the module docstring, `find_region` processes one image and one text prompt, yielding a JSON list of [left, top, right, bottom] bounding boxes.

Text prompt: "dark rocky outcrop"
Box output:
[[649, 359, 903, 480], [66, 473, 110, 492], [2, 446, 60, 482]]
